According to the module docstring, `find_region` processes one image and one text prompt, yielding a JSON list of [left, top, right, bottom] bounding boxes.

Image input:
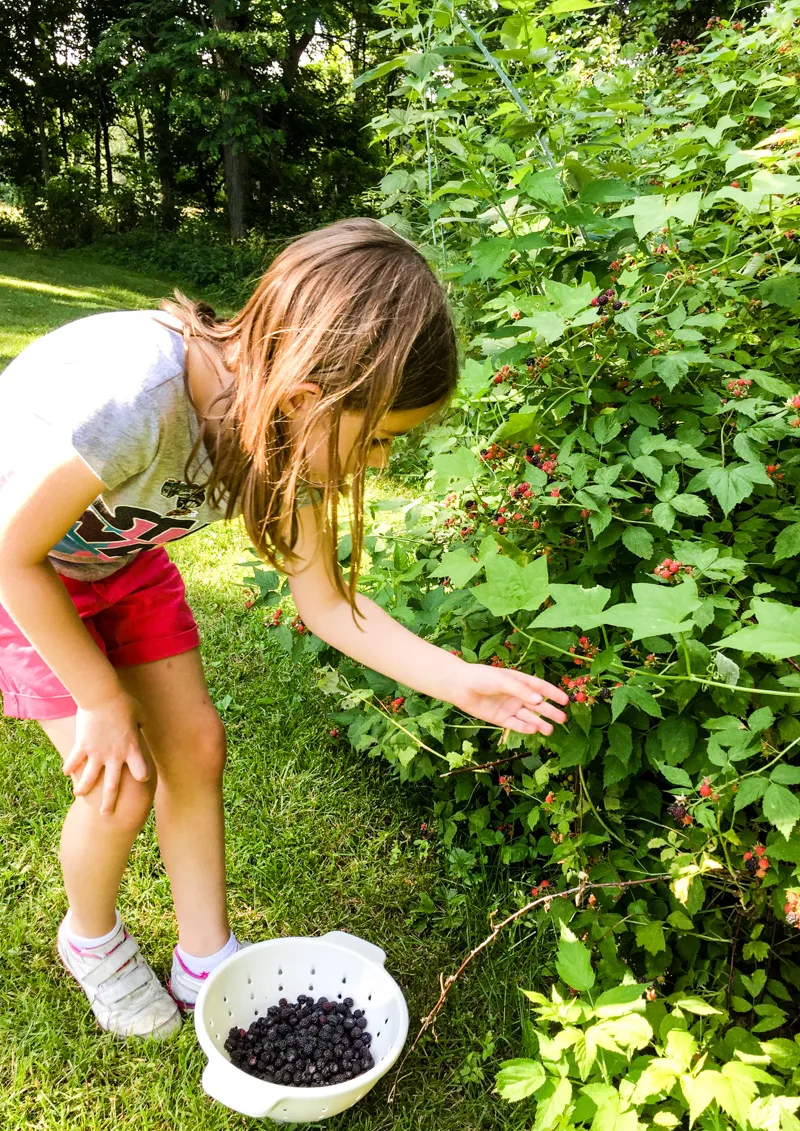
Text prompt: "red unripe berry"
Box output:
[[575, 691, 587, 703], [550, 488, 560, 498], [581, 508, 589, 518], [699, 779, 712, 797], [532, 444, 541, 453], [731, 180, 740, 188]]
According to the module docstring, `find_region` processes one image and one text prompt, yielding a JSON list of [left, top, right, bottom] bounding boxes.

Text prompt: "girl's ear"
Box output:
[[278, 382, 323, 419]]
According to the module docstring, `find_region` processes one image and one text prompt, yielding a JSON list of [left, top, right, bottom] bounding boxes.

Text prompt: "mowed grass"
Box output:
[[0, 247, 548, 1131]]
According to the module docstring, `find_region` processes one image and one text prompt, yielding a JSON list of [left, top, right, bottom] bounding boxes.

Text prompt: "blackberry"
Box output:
[[598, 687, 611, 700], [613, 301, 623, 310], [667, 802, 687, 820], [745, 857, 759, 875], [597, 294, 609, 306]]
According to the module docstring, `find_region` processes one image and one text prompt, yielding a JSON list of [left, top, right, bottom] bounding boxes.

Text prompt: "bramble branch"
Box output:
[[386, 873, 669, 1104]]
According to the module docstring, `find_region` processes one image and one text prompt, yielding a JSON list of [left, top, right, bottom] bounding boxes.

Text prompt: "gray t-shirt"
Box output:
[[0, 310, 231, 580]]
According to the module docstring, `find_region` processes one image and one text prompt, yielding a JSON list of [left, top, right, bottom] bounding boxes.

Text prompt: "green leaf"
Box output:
[[523, 170, 565, 209], [612, 684, 663, 719], [603, 580, 702, 640], [652, 503, 676, 531], [352, 55, 408, 90], [771, 765, 800, 785], [700, 463, 771, 516], [671, 997, 722, 1016], [758, 276, 800, 308], [718, 600, 800, 659], [680, 1070, 720, 1125], [556, 923, 595, 992], [473, 554, 549, 617], [621, 527, 654, 559], [579, 179, 636, 204], [733, 776, 767, 814], [748, 706, 775, 734], [775, 523, 800, 562], [633, 455, 663, 483], [429, 550, 482, 588], [431, 449, 481, 492], [531, 584, 611, 630], [654, 352, 690, 391], [635, 920, 666, 955], [607, 722, 632, 764], [656, 762, 693, 788], [594, 983, 646, 1016], [533, 1078, 573, 1131], [670, 494, 709, 517], [763, 782, 800, 839], [494, 1059, 547, 1102], [405, 51, 446, 79], [521, 311, 566, 344]]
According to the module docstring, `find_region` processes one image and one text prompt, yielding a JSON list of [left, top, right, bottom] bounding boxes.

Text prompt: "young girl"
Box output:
[[0, 217, 568, 1040]]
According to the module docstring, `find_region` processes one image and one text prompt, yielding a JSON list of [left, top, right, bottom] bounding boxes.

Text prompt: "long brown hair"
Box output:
[[162, 217, 459, 607]]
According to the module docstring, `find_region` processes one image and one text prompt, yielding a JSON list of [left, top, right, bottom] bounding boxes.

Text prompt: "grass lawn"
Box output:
[[0, 247, 547, 1131]]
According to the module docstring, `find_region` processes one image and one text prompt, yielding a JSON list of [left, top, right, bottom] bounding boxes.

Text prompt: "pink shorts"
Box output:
[[0, 548, 200, 721]]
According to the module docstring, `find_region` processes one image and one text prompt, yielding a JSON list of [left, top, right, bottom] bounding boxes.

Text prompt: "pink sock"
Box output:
[[175, 932, 239, 977]]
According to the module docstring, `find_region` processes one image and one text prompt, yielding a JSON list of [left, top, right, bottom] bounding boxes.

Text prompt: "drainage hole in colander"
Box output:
[[311, 967, 315, 975], [385, 1017, 388, 1024], [278, 967, 282, 975], [342, 976, 347, 983], [377, 1031, 381, 1038], [223, 996, 228, 1003], [321, 1109, 328, 1115], [228, 1011, 232, 1018], [254, 1009, 259, 1016], [337, 993, 342, 999], [368, 994, 372, 1001], [278, 985, 283, 991], [247, 976, 252, 985], [308, 984, 314, 991]]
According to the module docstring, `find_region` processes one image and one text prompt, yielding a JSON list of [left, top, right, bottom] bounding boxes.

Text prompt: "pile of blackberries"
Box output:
[[224, 994, 375, 1087]]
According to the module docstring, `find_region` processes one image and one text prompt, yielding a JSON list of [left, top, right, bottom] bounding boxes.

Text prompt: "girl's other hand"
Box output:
[[62, 692, 151, 816], [450, 663, 569, 736]]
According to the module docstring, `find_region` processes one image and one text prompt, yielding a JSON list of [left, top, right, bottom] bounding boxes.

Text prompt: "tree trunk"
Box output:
[[102, 115, 113, 191], [210, 0, 251, 241], [59, 105, 68, 162], [94, 123, 102, 193], [134, 102, 146, 163], [151, 96, 176, 229]]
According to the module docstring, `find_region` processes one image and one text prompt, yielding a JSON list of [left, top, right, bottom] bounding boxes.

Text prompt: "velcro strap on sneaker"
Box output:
[[82, 936, 141, 989], [101, 963, 152, 1004]]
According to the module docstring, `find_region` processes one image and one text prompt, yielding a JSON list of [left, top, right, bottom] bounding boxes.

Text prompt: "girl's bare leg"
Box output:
[[41, 716, 156, 939], [118, 649, 230, 956]]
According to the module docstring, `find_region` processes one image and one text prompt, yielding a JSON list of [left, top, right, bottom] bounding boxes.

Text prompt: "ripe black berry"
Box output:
[[745, 857, 759, 875], [667, 803, 687, 820], [598, 687, 611, 700], [613, 301, 623, 310]]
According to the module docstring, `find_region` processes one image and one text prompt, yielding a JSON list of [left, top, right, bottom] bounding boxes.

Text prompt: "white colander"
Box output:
[[194, 931, 409, 1122]]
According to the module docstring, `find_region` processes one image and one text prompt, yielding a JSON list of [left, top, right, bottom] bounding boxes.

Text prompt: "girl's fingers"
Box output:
[[126, 741, 150, 783], [505, 669, 570, 705], [62, 747, 88, 776], [514, 707, 554, 733], [528, 700, 568, 725], [73, 756, 101, 798], [100, 760, 122, 817]]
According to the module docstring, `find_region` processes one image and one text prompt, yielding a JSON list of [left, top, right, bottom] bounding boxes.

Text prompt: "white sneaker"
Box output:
[[57, 917, 182, 1039], [168, 940, 248, 1012]]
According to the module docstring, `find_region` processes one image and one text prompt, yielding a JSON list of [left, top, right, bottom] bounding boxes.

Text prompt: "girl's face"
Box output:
[[300, 400, 444, 484]]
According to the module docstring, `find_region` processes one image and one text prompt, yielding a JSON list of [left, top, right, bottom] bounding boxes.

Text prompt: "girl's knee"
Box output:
[[84, 766, 157, 835], [159, 710, 227, 787]]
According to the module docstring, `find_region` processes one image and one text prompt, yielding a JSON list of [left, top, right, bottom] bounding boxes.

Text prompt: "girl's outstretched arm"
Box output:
[[285, 506, 569, 737]]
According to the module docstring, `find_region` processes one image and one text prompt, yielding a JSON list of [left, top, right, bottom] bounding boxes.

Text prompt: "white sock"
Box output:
[[176, 931, 239, 976], [66, 909, 123, 950]]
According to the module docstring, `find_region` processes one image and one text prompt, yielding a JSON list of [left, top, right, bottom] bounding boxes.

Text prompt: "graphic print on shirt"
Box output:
[[160, 478, 207, 517], [52, 493, 207, 561]]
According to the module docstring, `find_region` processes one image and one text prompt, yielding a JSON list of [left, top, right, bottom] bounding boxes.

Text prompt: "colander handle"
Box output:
[[321, 930, 387, 966], [201, 1062, 287, 1120]]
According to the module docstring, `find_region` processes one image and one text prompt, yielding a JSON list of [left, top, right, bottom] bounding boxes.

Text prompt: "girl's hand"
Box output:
[[449, 662, 569, 736], [62, 692, 151, 816]]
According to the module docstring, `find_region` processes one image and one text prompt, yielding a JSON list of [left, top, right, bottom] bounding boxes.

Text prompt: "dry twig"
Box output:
[[386, 873, 669, 1103]]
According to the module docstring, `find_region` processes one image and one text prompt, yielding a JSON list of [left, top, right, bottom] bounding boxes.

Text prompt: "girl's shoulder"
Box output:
[[4, 310, 186, 398]]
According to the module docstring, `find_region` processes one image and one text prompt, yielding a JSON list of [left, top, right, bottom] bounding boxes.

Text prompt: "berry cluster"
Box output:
[[493, 364, 514, 386], [268, 607, 283, 627], [530, 879, 551, 896], [390, 696, 405, 713], [444, 492, 458, 507], [785, 890, 800, 929], [590, 289, 623, 312], [508, 480, 533, 501], [726, 377, 753, 398], [698, 777, 719, 800], [479, 443, 505, 463], [653, 558, 693, 582], [419, 821, 433, 840], [670, 38, 699, 55], [525, 355, 550, 373], [667, 798, 693, 826], [329, 728, 340, 739], [766, 463, 784, 480], [743, 845, 769, 878], [291, 615, 307, 635], [786, 393, 800, 409], [224, 995, 375, 1086], [559, 672, 612, 704], [524, 444, 558, 475], [568, 635, 598, 666]]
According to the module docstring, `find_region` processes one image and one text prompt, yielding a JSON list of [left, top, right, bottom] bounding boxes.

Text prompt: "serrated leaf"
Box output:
[[771, 765, 800, 785], [763, 782, 800, 839], [533, 1077, 573, 1131], [671, 997, 722, 1016], [531, 584, 611, 630], [473, 554, 549, 617], [622, 526, 655, 559], [556, 924, 595, 992], [429, 549, 482, 588], [603, 579, 702, 640], [681, 1070, 720, 1125], [703, 463, 771, 516], [670, 494, 709, 517], [652, 503, 676, 531], [494, 1059, 547, 1102], [714, 652, 740, 686], [633, 455, 663, 483], [718, 600, 800, 659], [635, 920, 666, 955], [775, 523, 800, 562], [431, 449, 481, 492], [656, 762, 693, 788], [733, 776, 767, 814]]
